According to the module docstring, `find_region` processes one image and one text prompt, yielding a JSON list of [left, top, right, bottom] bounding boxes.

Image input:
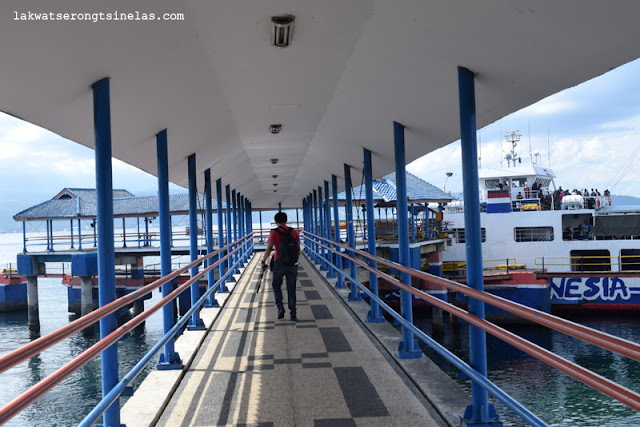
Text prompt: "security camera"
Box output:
[[269, 124, 282, 134]]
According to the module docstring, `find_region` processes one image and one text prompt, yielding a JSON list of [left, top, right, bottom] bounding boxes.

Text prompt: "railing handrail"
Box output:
[[303, 231, 640, 415], [303, 231, 640, 363], [0, 233, 254, 425]]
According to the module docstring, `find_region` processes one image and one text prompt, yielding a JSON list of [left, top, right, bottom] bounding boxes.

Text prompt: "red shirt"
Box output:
[[268, 226, 300, 260]]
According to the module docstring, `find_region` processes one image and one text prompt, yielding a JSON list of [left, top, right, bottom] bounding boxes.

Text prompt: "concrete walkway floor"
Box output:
[[156, 254, 451, 426]]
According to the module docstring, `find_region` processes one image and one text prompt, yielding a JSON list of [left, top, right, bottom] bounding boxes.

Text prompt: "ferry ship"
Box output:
[[441, 132, 640, 316]]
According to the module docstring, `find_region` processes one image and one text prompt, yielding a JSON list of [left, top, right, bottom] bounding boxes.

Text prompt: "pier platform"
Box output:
[[123, 253, 468, 426]]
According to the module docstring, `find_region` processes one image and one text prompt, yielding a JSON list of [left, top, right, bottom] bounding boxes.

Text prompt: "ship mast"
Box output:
[[504, 130, 522, 167]]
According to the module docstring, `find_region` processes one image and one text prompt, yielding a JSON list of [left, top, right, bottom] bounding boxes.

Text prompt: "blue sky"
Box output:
[[408, 58, 640, 197], [1, 58, 640, 230]]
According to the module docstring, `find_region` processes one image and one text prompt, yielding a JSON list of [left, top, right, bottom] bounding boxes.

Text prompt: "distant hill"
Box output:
[[611, 194, 640, 206]]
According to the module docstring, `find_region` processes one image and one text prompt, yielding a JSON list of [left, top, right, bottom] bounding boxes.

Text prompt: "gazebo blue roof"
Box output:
[[335, 172, 452, 205], [13, 189, 227, 221]]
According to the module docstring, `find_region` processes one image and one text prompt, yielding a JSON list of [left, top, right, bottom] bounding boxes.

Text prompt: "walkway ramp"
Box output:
[[157, 255, 448, 426]]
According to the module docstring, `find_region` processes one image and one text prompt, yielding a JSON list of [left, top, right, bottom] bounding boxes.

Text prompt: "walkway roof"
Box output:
[[13, 188, 227, 221], [335, 172, 453, 205], [3, 1, 640, 209]]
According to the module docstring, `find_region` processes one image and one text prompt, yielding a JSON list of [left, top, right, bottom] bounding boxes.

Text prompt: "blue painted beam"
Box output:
[[394, 121, 421, 359], [204, 169, 218, 308], [156, 129, 182, 369], [91, 77, 120, 426], [344, 164, 361, 301], [216, 179, 229, 292], [318, 186, 327, 271], [324, 180, 336, 279], [364, 148, 384, 322], [332, 175, 345, 288], [225, 185, 235, 283], [458, 66, 499, 425], [187, 154, 204, 330]]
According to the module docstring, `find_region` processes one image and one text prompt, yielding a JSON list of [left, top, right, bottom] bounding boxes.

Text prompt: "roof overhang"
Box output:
[[2, 1, 639, 209]]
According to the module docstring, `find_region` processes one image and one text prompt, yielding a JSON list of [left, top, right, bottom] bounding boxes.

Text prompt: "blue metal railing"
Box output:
[[301, 230, 640, 425], [0, 233, 254, 425]]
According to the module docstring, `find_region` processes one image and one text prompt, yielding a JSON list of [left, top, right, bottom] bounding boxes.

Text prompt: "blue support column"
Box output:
[[364, 149, 384, 322], [344, 164, 361, 301], [314, 190, 321, 264], [410, 204, 417, 243], [204, 169, 218, 308], [458, 66, 500, 425], [232, 189, 240, 273], [156, 130, 182, 369], [318, 186, 328, 271], [225, 185, 236, 283], [237, 192, 244, 262], [394, 121, 421, 359], [332, 175, 346, 288], [325, 180, 336, 279], [187, 154, 205, 330], [302, 198, 308, 254], [91, 77, 121, 427], [217, 179, 229, 293]]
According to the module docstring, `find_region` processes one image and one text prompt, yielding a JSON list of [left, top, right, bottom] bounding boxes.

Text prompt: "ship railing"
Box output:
[[443, 258, 519, 277], [0, 232, 255, 426], [535, 254, 640, 272], [302, 231, 640, 426]]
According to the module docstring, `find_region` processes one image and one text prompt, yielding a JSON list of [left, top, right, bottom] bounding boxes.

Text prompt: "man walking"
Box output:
[[261, 212, 301, 320]]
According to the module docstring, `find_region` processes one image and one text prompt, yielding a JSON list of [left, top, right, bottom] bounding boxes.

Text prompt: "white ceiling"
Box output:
[[2, 1, 640, 208]]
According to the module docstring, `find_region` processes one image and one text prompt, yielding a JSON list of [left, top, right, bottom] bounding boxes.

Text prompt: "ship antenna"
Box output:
[[528, 122, 533, 165], [504, 130, 522, 167]]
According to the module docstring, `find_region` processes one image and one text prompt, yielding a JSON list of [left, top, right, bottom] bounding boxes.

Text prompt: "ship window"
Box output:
[[511, 177, 527, 187], [514, 227, 554, 242], [485, 179, 500, 190], [570, 249, 611, 272], [454, 228, 486, 243], [620, 249, 640, 271]]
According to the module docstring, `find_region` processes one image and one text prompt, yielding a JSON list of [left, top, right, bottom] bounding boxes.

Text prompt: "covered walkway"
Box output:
[[124, 253, 464, 426]]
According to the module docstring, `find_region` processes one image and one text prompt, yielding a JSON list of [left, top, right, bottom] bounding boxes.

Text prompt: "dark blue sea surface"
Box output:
[[1, 232, 639, 425], [414, 312, 640, 426]]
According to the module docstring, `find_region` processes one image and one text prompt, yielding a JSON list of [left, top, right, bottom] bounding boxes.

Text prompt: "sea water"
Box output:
[[0, 232, 166, 426], [414, 312, 640, 426], [1, 231, 639, 425]]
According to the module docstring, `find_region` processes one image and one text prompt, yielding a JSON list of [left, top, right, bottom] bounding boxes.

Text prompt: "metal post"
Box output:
[[394, 121, 421, 358], [70, 219, 75, 249], [344, 164, 361, 301], [332, 175, 346, 288], [259, 210, 264, 242], [318, 186, 328, 271], [238, 193, 245, 261], [22, 222, 27, 252], [458, 66, 500, 424], [325, 180, 336, 278], [187, 154, 205, 330], [232, 189, 240, 273], [216, 179, 228, 293], [364, 149, 384, 321], [155, 130, 181, 369], [410, 204, 416, 243], [204, 169, 218, 307], [27, 276, 39, 332], [91, 78, 120, 426], [78, 219, 82, 251], [312, 190, 318, 263], [121, 218, 126, 248], [225, 185, 235, 283]]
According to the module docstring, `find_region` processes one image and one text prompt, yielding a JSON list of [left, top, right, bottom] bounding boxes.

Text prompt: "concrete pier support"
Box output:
[[80, 275, 93, 317], [27, 275, 39, 332]]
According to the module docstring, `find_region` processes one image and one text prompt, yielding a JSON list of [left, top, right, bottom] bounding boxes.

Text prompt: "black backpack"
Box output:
[[275, 226, 299, 265]]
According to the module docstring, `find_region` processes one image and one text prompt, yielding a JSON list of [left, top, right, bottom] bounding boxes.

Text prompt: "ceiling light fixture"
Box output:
[[272, 175, 278, 179], [269, 124, 282, 134], [270, 158, 278, 164], [271, 15, 294, 48]]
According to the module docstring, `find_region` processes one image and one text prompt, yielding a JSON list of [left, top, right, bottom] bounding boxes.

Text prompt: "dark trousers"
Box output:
[[272, 259, 298, 315]]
